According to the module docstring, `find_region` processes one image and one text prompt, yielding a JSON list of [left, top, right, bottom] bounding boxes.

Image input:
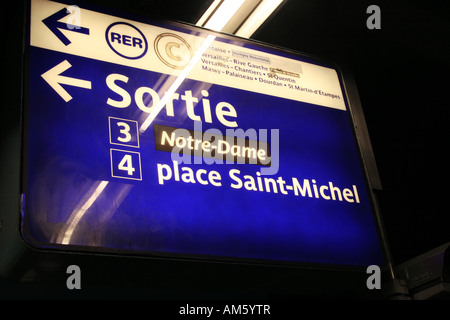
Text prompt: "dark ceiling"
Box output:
[[2, 0, 450, 286]]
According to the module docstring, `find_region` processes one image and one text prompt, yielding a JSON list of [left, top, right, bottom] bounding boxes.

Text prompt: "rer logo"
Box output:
[[106, 22, 148, 59]]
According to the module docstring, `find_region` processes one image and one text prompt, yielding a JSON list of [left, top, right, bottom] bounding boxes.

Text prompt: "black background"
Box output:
[[2, 0, 450, 299]]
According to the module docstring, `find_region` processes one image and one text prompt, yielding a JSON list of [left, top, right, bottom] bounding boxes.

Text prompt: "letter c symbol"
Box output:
[[165, 42, 182, 61]]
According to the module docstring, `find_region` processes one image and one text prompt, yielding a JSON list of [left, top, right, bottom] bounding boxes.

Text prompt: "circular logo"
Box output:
[[154, 33, 194, 69], [105, 22, 148, 60]]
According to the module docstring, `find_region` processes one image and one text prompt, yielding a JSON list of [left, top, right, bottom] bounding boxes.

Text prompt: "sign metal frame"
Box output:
[[0, 0, 393, 287]]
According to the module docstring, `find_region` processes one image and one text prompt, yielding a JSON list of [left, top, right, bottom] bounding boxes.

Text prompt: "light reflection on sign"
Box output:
[[23, 0, 385, 268]]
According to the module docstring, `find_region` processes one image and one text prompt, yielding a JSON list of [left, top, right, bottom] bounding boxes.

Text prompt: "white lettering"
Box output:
[[106, 73, 131, 108], [157, 163, 362, 204], [216, 102, 238, 127], [106, 73, 238, 127], [135, 86, 160, 113], [157, 162, 222, 187]]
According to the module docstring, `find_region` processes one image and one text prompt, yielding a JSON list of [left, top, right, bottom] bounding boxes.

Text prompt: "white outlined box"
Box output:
[[109, 116, 140, 148], [110, 148, 142, 181]]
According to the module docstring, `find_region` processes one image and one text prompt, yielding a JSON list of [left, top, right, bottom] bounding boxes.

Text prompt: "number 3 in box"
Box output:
[[109, 117, 139, 148]]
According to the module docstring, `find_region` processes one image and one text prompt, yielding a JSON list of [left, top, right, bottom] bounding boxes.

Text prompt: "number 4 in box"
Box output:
[[110, 149, 142, 181]]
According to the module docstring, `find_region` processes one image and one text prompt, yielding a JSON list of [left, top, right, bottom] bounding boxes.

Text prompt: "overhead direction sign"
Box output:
[[23, 0, 386, 268]]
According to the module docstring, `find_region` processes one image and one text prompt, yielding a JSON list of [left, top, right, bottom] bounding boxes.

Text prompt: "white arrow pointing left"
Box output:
[[41, 60, 92, 102]]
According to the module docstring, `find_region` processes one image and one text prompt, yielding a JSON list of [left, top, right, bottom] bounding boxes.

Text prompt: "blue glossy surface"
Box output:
[[24, 37, 384, 267]]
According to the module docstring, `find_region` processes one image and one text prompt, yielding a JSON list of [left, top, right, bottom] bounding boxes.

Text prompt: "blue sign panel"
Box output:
[[23, 0, 385, 267]]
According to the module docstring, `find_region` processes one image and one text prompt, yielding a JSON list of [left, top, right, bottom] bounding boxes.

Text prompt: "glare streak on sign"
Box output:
[[139, 35, 216, 133], [58, 1, 251, 244], [60, 180, 109, 245]]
